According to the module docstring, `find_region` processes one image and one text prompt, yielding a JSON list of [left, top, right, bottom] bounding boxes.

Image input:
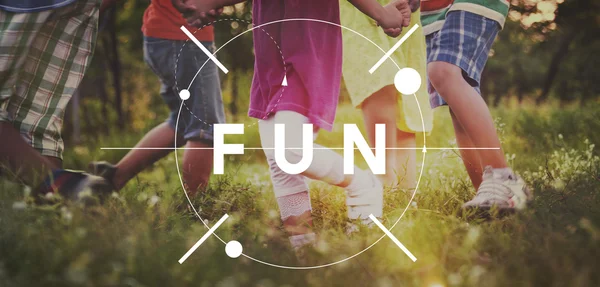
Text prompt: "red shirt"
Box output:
[[421, 0, 454, 11], [142, 0, 214, 41]]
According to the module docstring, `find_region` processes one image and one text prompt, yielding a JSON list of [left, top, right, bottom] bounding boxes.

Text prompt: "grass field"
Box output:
[[1, 104, 599, 287]]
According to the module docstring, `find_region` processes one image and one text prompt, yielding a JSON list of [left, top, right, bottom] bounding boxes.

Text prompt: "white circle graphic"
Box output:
[[394, 68, 422, 95], [225, 240, 243, 258], [179, 89, 190, 100]]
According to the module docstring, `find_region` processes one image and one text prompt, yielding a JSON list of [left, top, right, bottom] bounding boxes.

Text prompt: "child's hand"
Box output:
[[172, 0, 222, 27], [378, 0, 411, 29], [187, 8, 223, 27], [394, 0, 412, 27], [184, 0, 221, 11], [383, 27, 402, 38], [171, 0, 197, 16]]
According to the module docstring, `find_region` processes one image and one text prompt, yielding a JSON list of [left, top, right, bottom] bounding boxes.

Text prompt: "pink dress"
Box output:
[[248, 0, 342, 131]]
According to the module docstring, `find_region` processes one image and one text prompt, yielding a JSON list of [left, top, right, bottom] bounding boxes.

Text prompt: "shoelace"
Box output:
[[476, 177, 515, 201]]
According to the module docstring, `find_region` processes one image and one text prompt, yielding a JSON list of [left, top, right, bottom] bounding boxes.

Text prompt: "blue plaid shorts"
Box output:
[[143, 36, 225, 144], [426, 10, 500, 108]]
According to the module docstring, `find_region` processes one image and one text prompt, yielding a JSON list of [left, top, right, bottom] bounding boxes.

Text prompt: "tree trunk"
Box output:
[[71, 89, 81, 144], [96, 46, 110, 134], [536, 29, 578, 104], [229, 53, 239, 121], [493, 90, 502, 106], [107, 6, 124, 129], [230, 70, 239, 122]]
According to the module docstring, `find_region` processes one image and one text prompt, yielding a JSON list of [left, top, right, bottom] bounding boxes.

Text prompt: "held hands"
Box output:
[[378, 0, 412, 37], [171, 0, 223, 27]]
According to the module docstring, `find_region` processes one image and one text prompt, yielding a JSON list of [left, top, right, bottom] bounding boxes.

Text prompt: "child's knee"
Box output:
[[427, 61, 461, 89], [264, 140, 309, 165], [284, 148, 306, 165], [263, 149, 307, 193], [396, 129, 416, 142], [366, 106, 396, 125]]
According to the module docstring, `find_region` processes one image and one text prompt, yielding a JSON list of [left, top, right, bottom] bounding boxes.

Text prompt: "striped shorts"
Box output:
[[0, 0, 99, 158], [426, 10, 500, 108]]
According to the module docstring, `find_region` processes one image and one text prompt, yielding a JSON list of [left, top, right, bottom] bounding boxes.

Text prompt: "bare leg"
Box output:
[[395, 129, 417, 189], [361, 85, 399, 185], [450, 109, 483, 189], [181, 140, 213, 197], [361, 85, 417, 189], [0, 122, 57, 185], [427, 62, 507, 172], [112, 122, 181, 189]]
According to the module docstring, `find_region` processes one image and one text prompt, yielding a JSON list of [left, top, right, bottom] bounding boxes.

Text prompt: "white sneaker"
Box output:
[[463, 166, 532, 217], [346, 171, 384, 223]]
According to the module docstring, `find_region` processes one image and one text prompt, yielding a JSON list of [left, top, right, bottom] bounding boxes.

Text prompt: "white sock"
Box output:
[[276, 191, 312, 221]]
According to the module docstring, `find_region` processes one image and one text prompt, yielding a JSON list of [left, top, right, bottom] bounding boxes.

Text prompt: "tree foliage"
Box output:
[[65, 0, 600, 141]]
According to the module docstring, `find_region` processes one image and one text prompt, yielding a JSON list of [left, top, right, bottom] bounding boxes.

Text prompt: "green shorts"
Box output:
[[0, 0, 99, 159]]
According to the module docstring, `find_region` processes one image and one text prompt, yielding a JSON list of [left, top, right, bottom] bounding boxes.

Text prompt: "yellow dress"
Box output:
[[340, 2, 433, 133]]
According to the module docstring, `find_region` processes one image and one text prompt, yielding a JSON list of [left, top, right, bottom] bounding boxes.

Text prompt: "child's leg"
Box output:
[[361, 85, 417, 189], [449, 109, 483, 189], [259, 117, 315, 248], [425, 11, 531, 213], [260, 111, 383, 221], [428, 63, 533, 212], [92, 36, 225, 193], [0, 122, 58, 185], [182, 140, 213, 197], [278, 191, 315, 236], [107, 126, 213, 195], [262, 141, 314, 236], [427, 62, 508, 170], [395, 129, 417, 189], [361, 86, 398, 185], [261, 111, 348, 188], [110, 123, 181, 190]]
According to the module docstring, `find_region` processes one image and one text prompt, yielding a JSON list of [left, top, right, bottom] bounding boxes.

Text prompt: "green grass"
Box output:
[[1, 104, 599, 286]]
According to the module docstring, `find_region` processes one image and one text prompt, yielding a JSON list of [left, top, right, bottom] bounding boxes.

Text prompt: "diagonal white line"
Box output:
[[369, 214, 417, 262], [178, 213, 229, 264], [180, 26, 229, 74], [369, 24, 419, 74]]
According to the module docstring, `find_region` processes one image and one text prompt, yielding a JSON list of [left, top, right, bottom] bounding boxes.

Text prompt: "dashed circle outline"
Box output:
[[174, 19, 286, 127]]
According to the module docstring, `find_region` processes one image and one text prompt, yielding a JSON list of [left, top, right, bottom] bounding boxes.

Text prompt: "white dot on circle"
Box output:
[[394, 68, 422, 95], [179, 89, 190, 100], [225, 240, 243, 258]]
